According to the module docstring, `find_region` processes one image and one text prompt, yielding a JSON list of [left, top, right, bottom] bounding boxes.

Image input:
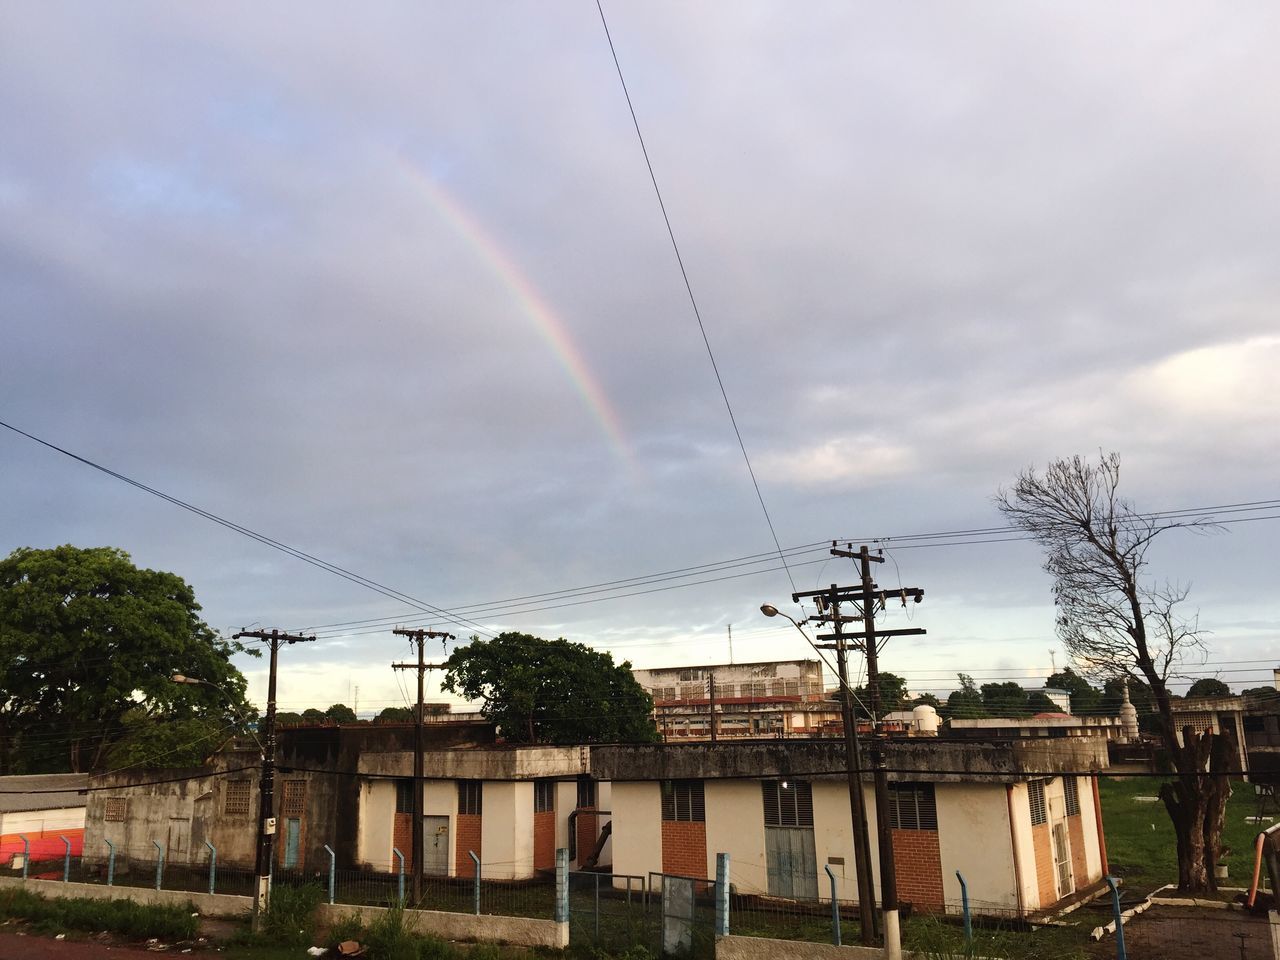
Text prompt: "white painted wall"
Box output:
[[554, 781, 577, 853], [0, 808, 85, 837], [1006, 783, 1039, 911], [810, 780, 877, 903], [937, 783, 1017, 912], [423, 780, 457, 878], [358, 780, 396, 869], [1077, 778, 1102, 883], [704, 781, 767, 892], [609, 782, 662, 883], [480, 782, 534, 880]]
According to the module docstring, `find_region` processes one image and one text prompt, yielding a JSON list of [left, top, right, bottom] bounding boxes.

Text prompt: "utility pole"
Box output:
[[391, 627, 454, 904], [707, 670, 718, 742], [827, 543, 927, 960], [232, 629, 315, 928], [793, 584, 877, 945], [727, 624, 734, 665]]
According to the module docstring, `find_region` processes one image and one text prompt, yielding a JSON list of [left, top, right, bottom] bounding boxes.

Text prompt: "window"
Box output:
[[887, 783, 938, 831], [1064, 776, 1081, 817], [577, 778, 597, 809], [1028, 780, 1048, 826], [458, 781, 482, 816], [661, 780, 705, 822], [104, 798, 127, 822], [225, 781, 251, 816], [535, 780, 556, 813], [762, 780, 814, 827], [281, 780, 306, 817], [395, 779, 413, 814]]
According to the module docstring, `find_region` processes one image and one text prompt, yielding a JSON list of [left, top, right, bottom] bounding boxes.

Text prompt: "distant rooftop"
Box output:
[[0, 773, 89, 813]]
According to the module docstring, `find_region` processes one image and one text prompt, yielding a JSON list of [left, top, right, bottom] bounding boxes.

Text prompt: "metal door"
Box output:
[[423, 816, 449, 876], [283, 818, 301, 868], [1052, 820, 1074, 897], [766, 826, 818, 899], [167, 819, 190, 863]]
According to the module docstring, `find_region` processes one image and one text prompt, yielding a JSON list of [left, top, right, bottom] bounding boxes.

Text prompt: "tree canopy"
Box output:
[[944, 674, 986, 719], [853, 672, 908, 718], [0, 545, 254, 773], [1186, 678, 1231, 698], [441, 632, 659, 745], [1046, 668, 1102, 715]]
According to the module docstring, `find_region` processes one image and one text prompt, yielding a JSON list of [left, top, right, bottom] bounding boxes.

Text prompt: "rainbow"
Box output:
[[393, 155, 632, 463]]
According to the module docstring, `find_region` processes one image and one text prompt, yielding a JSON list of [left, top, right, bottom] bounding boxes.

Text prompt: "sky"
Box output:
[[2, 2, 1278, 716]]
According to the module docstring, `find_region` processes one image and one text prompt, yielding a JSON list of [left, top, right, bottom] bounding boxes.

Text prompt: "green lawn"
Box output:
[[1099, 776, 1266, 895]]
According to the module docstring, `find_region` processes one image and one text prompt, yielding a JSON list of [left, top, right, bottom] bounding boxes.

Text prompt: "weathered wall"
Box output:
[[936, 781, 1017, 913], [810, 780, 873, 903], [423, 780, 457, 877], [480, 781, 533, 879], [705, 780, 767, 893], [0, 876, 251, 918], [356, 779, 396, 870], [359, 746, 584, 781], [1006, 782, 1038, 913], [610, 782, 662, 882], [316, 901, 567, 948]]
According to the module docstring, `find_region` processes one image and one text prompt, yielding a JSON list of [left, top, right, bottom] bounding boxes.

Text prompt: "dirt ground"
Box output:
[[0, 932, 158, 958], [1104, 905, 1272, 960]]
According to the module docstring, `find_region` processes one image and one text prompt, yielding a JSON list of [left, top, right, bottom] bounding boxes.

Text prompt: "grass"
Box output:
[[0, 886, 199, 941], [1099, 776, 1263, 894]]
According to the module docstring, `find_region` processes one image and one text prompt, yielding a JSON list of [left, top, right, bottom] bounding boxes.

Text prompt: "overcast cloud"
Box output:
[[3, 2, 1278, 714]]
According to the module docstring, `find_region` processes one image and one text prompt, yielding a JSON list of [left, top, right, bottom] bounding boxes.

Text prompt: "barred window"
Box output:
[[661, 780, 705, 822], [282, 780, 306, 817], [887, 783, 938, 831], [762, 780, 814, 827], [577, 778, 597, 809], [1028, 779, 1048, 826], [1064, 776, 1080, 817], [225, 781, 251, 816], [458, 781, 482, 816], [395, 779, 412, 814], [535, 780, 556, 813], [104, 797, 127, 822]]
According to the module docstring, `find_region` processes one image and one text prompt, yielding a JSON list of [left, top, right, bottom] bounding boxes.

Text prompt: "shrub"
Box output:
[[0, 888, 197, 941], [262, 882, 325, 946]]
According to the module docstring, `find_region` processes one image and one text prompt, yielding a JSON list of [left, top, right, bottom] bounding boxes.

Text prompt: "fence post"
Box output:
[[716, 853, 730, 937], [324, 845, 336, 905], [554, 848, 569, 923], [205, 840, 217, 895], [392, 848, 405, 906], [153, 840, 165, 891], [956, 870, 971, 948], [104, 839, 115, 886], [18, 836, 28, 881], [825, 864, 840, 946], [1104, 875, 1127, 960], [469, 851, 480, 915], [60, 836, 72, 883]]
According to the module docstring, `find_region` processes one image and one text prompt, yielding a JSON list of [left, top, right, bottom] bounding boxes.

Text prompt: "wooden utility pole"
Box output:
[[231, 629, 315, 928], [792, 584, 877, 945], [391, 627, 454, 903]]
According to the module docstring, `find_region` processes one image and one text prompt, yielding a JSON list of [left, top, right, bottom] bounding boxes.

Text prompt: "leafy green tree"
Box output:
[[376, 706, 413, 722], [442, 632, 659, 744], [1242, 687, 1280, 707], [911, 693, 942, 711], [0, 545, 253, 773], [301, 708, 326, 723], [944, 674, 986, 719], [1187, 678, 1231, 698], [1046, 668, 1102, 714], [324, 703, 358, 724], [853, 672, 909, 718], [274, 711, 305, 726], [981, 681, 1030, 717], [1027, 691, 1060, 714]]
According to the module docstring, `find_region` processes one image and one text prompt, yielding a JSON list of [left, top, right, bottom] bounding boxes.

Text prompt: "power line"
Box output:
[[594, 0, 797, 597]]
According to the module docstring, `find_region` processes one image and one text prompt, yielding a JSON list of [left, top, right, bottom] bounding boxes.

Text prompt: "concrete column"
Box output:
[[715, 852, 730, 936]]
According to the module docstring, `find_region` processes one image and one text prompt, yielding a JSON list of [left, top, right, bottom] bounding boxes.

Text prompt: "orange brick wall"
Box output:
[[1031, 822, 1056, 908], [392, 812, 412, 872], [891, 829, 944, 911], [1068, 814, 1088, 889], [534, 810, 556, 871], [661, 820, 707, 878], [456, 814, 482, 877], [575, 810, 598, 867]]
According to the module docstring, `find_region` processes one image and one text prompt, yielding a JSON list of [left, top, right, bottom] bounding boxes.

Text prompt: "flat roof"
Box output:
[[0, 773, 89, 813]]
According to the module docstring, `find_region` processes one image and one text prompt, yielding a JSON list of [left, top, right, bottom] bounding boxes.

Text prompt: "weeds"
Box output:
[[0, 888, 198, 941], [261, 882, 324, 946]]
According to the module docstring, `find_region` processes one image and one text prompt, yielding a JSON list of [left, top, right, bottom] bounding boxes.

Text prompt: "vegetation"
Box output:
[[1186, 677, 1231, 698], [997, 453, 1230, 892], [0, 544, 255, 773], [853, 671, 909, 717], [442, 632, 659, 744], [0, 887, 198, 941]]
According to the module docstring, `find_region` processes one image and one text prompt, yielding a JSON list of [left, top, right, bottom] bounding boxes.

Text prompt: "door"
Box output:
[[283, 818, 301, 869], [1052, 820, 1074, 897], [765, 827, 818, 900], [167, 819, 190, 863], [423, 816, 449, 876]]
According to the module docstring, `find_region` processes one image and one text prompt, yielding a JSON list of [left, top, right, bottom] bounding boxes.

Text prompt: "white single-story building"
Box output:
[[0, 774, 88, 869], [591, 738, 1110, 918], [355, 746, 612, 880]]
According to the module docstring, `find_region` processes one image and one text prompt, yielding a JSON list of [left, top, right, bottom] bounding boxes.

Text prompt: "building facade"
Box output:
[[0, 774, 87, 869]]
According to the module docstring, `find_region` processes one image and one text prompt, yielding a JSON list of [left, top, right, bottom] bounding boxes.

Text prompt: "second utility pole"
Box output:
[[392, 627, 454, 904]]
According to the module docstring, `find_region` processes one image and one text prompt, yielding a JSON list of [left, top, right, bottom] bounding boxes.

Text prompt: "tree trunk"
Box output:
[[1159, 727, 1233, 894]]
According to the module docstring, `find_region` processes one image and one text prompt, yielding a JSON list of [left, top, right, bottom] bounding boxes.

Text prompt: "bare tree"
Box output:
[[997, 452, 1230, 893]]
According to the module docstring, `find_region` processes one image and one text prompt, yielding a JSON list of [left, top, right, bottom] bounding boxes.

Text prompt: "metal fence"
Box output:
[[1, 837, 561, 922]]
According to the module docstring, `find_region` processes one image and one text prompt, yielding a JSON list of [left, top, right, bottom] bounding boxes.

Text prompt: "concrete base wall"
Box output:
[[316, 902, 568, 948], [716, 935, 973, 959], [0, 877, 567, 949], [0, 876, 252, 918]]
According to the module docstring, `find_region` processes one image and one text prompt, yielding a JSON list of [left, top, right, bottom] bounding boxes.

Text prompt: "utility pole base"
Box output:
[[253, 875, 270, 929], [882, 908, 901, 960]]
